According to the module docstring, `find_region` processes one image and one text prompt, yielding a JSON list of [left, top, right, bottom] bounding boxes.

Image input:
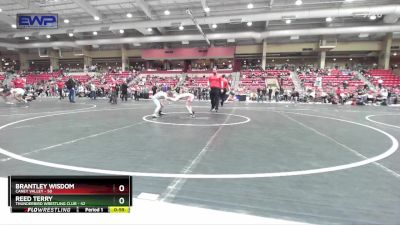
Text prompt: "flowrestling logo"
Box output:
[[17, 14, 58, 29]]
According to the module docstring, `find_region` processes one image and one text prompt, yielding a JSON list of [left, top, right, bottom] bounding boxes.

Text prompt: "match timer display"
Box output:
[[8, 176, 132, 213]]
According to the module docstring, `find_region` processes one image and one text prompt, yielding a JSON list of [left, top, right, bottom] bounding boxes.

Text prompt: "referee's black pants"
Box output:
[[58, 89, 64, 99], [210, 87, 221, 110]]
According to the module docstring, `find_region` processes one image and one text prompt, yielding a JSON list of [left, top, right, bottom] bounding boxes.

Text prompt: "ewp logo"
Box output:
[[17, 14, 58, 29]]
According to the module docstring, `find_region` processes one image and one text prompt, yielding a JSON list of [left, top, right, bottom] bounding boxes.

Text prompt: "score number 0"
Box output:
[[118, 185, 125, 205]]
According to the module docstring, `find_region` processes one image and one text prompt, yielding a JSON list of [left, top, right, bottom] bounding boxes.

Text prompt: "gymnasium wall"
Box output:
[[3, 38, 399, 71], [235, 41, 383, 55], [14, 41, 396, 60]]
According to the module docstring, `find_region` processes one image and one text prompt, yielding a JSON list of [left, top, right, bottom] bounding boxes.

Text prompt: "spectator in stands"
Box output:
[[262, 88, 267, 102], [202, 87, 208, 100], [378, 79, 383, 89], [152, 85, 157, 96], [366, 90, 376, 104], [393, 89, 398, 104], [50, 83, 56, 97], [290, 88, 298, 103], [343, 80, 348, 90], [96, 86, 103, 98], [36, 83, 44, 97], [336, 87, 342, 104], [268, 87, 273, 101], [90, 65, 97, 72], [257, 88, 263, 103], [376, 87, 388, 105], [77, 84, 85, 97], [387, 88, 392, 105], [99, 86, 105, 97], [197, 87, 202, 101], [275, 89, 280, 102], [250, 92, 257, 101], [110, 83, 119, 104], [65, 77, 76, 103], [321, 91, 328, 103], [90, 82, 96, 100], [44, 84, 50, 97], [57, 79, 64, 100], [121, 82, 128, 102], [133, 84, 139, 101], [142, 86, 149, 96]]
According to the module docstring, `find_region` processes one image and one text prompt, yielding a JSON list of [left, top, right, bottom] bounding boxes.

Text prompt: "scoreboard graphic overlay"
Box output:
[[8, 176, 132, 213]]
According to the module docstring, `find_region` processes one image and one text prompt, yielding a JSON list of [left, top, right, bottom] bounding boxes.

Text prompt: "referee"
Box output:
[[208, 71, 223, 112]]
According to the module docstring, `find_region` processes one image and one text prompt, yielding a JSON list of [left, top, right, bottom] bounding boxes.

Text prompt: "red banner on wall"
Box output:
[[142, 47, 235, 60]]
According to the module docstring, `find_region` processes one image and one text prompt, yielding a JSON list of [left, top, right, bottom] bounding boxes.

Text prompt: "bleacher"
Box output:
[[144, 76, 179, 87], [185, 72, 212, 88], [188, 69, 233, 74], [91, 79, 101, 85], [299, 70, 364, 92], [142, 70, 182, 74], [241, 69, 290, 77], [107, 71, 132, 79], [136, 71, 181, 90], [184, 70, 234, 88], [300, 72, 317, 89], [239, 70, 293, 90], [23, 71, 135, 86], [61, 75, 90, 83], [96, 72, 135, 86], [239, 78, 265, 90], [367, 69, 400, 87], [25, 72, 61, 84], [185, 77, 208, 88]]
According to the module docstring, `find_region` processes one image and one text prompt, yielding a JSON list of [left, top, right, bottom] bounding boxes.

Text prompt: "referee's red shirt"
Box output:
[[57, 81, 64, 89], [13, 78, 25, 88], [209, 75, 222, 88]]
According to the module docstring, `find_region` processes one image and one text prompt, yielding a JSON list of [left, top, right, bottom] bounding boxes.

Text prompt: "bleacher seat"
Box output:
[[239, 70, 293, 91], [299, 71, 365, 91], [367, 69, 400, 87]]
